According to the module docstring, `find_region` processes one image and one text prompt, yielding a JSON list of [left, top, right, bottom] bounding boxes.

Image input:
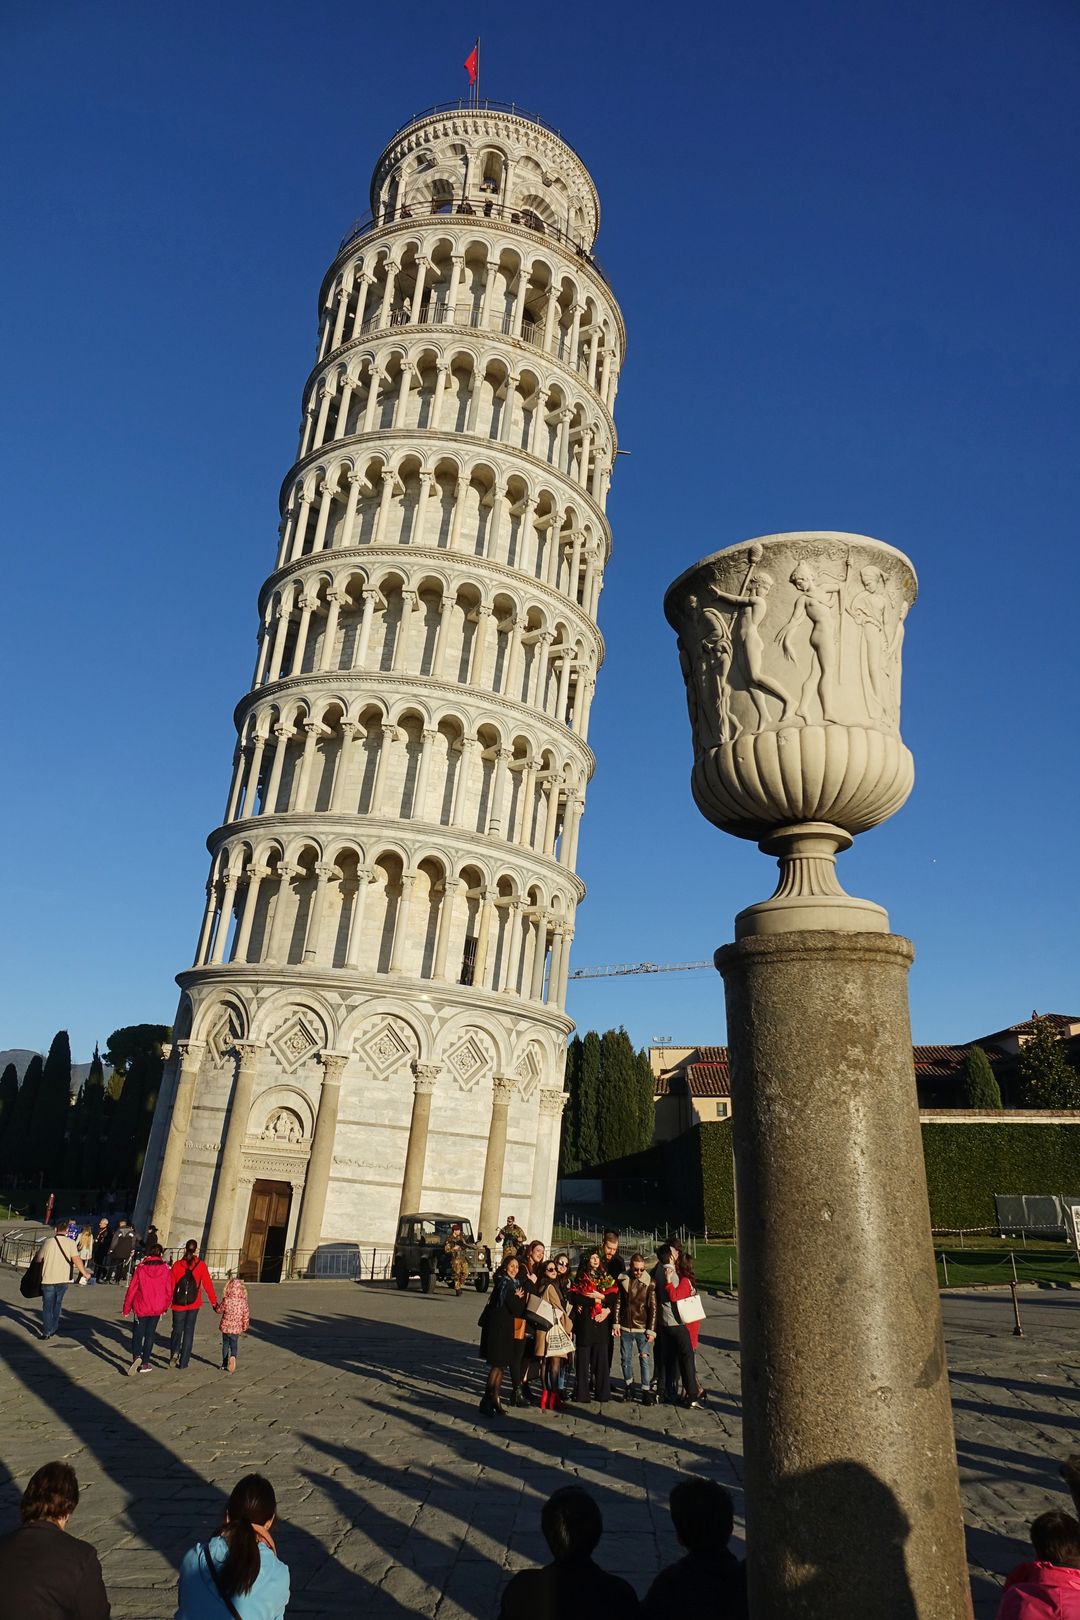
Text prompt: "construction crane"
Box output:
[[567, 960, 712, 981]]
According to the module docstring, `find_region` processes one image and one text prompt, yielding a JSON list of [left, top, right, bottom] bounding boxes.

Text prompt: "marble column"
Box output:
[[294, 1050, 349, 1261], [478, 1076, 515, 1246], [150, 1040, 206, 1245], [205, 1042, 263, 1259], [399, 1063, 440, 1216], [530, 1087, 567, 1242]]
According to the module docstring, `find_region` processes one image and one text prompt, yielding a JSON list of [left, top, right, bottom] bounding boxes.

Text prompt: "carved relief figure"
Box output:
[[847, 566, 890, 721], [262, 1108, 303, 1144], [706, 569, 794, 731], [777, 561, 845, 724]]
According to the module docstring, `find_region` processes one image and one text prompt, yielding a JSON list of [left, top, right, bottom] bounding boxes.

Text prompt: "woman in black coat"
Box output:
[[479, 1255, 527, 1415], [569, 1251, 618, 1404]]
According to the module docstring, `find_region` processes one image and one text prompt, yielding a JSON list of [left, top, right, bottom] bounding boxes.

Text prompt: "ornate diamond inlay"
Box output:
[[269, 1014, 320, 1073], [356, 1018, 416, 1078], [447, 1035, 488, 1092], [205, 1003, 244, 1067]]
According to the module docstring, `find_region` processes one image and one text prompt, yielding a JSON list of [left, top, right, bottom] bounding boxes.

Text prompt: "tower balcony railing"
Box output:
[[389, 99, 566, 141], [346, 302, 565, 359], [337, 197, 609, 286]]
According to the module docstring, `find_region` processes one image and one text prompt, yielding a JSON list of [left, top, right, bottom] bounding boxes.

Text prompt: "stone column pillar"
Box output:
[[411, 256, 430, 320], [265, 863, 296, 963], [478, 1076, 515, 1245], [151, 1040, 206, 1244], [450, 735, 479, 829], [233, 866, 268, 962], [447, 480, 469, 552], [289, 495, 313, 561], [547, 926, 566, 1007], [262, 724, 292, 814], [473, 887, 495, 988], [716, 932, 969, 1618], [266, 593, 294, 681], [500, 899, 524, 993], [333, 378, 355, 439], [486, 747, 512, 836], [542, 780, 561, 857], [293, 721, 323, 810], [556, 925, 574, 1005], [432, 597, 455, 676], [330, 286, 350, 349], [558, 792, 581, 866], [432, 877, 460, 981], [373, 469, 398, 546], [529, 912, 550, 1000], [291, 594, 317, 674], [376, 262, 396, 327], [313, 385, 335, 448], [349, 273, 374, 339], [530, 1087, 567, 1241], [411, 473, 434, 548], [338, 474, 364, 550], [194, 883, 217, 966], [206, 1042, 263, 1260], [412, 727, 437, 819], [392, 362, 414, 430], [319, 592, 346, 672], [371, 724, 400, 815], [362, 366, 385, 431], [445, 254, 464, 321], [302, 863, 336, 962], [399, 1063, 440, 1216], [294, 1050, 348, 1261], [517, 760, 537, 847], [388, 872, 416, 973], [468, 605, 493, 686], [209, 875, 238, 964], [354, 588, 380, 668], [431, 365, 450, 429], [239, 733, 267, 818], [344, 866, 376, 969], [392, 589, 417, 673]]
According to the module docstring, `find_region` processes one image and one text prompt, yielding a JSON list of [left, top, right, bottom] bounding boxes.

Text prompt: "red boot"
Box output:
[[539, 1388, 551, 1411]]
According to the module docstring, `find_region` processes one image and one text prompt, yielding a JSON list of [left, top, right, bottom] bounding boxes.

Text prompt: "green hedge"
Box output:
[[692, 1119, 1080, 1231], [920, 1123, 1080, 1227]]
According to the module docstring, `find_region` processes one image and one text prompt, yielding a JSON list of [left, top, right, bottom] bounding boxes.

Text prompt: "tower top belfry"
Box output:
[[368, 101, 601, 253], [137, 101, 625, 1280]]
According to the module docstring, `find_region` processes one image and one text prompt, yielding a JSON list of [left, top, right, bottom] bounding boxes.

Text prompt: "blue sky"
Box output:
[[2, 1, 1077, 1061]]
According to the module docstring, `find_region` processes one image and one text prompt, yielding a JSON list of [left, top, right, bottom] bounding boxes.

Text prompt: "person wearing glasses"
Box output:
[[614, 1253, 658, 1403], [535, 1261, 574, 1411]]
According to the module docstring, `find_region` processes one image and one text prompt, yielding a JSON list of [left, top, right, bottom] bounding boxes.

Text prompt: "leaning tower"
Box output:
[[136, 101, 624, 1276]]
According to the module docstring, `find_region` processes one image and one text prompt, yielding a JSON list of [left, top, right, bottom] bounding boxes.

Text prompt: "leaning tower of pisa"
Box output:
[[136, 102, 623, 1275]]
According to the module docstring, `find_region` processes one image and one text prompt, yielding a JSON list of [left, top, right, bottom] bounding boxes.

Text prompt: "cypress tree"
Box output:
[[33, 1031, 73, 1184], [559, 1036, 583, 1174], [103, 1027, 167, 1185], [1017, 1016, 1080, 1110], [62, 1082, 86, 1186], [578, 1030, 602, 1169], [80, 1047, 106, 1189], [597, 1029, 637, 1160], [960, 1046, 1003, 1110], [0, 1063, 18, 1151], [635, 1045, 657, 1152], [4, 1054, 43, 1177]]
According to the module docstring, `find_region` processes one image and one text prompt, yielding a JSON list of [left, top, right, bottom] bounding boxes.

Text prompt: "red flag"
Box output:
[[464, 43, 478, 85]]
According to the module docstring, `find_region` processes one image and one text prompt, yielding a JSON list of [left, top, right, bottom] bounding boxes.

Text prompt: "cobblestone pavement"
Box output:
[[1, 1269, 1078, 1616]]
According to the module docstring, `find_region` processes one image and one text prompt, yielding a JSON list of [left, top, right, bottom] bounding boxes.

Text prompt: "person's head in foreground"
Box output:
[[216, 1474, 278, 1596], [669, 1478, 735, 1552], [20, 1463, 79, 1528], [1031, 1510, 1080, 1568], [541, 1487, 602, 1563]]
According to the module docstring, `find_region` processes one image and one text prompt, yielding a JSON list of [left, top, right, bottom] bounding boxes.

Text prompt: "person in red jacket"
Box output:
[[169, 1239, 218, 1370], [122, 1241, 175, 1374], [997, 1510, 1080, 1618]]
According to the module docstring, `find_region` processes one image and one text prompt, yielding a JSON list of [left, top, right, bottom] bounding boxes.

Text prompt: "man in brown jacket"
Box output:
[[613, 1252, 657, 1403]]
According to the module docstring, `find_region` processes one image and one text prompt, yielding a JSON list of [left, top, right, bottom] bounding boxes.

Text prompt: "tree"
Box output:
[[1016, 1016, 1080, 1110], [577, 1030, 602, 1168], [559, 1036, 583, 1175], [2, 1055, 43, 1177], [79, 1046, 106, 1189], [103, 1025, 169, 1186], [635, 1045, 657, 1152], [0, 1063, 18, 1153], [598, 1029, 641, 1161], [961, 1046, 1003, 1110], [32, 1030, 73, 1184]]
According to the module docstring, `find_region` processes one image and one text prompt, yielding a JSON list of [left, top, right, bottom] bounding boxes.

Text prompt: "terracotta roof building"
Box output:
[[650, 1015, 1080, 1141]]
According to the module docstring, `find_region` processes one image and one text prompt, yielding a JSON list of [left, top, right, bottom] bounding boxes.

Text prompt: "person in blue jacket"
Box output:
[[176, 1475, 289, 1619]]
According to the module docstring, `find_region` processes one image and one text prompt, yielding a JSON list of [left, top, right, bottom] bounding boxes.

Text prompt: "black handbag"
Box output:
[[20, 1234, 65, 1299]]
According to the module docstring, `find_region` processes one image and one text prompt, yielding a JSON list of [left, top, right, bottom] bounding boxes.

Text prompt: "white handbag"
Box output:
[[661, 1289, 706, 1329]]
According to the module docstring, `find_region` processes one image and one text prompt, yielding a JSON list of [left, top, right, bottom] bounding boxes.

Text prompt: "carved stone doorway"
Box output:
[[239, 1179, 292, 1282]]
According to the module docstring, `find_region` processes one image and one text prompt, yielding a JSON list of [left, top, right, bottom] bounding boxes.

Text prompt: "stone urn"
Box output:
[[664, 531, 917, 935]]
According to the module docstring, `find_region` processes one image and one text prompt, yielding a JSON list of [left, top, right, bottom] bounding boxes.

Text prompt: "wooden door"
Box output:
[[239, 1180, 292, 1282]]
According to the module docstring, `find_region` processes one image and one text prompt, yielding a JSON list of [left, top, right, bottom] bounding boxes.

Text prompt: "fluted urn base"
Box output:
[[735, 822, 888, 938]]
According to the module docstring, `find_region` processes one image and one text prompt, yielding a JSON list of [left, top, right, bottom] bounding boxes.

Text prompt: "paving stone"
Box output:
[[2, 1271, 1075, 1615]]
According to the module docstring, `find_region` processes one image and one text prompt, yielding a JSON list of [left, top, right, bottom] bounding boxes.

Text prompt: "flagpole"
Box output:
[[475, 37, 481, 109]]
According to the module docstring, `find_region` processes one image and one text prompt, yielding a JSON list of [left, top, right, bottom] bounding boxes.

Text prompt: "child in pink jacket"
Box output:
[[217, 1274, 251, 1373], [997, 1510, 1080, 1618], [121, 1243, 175, 1373]]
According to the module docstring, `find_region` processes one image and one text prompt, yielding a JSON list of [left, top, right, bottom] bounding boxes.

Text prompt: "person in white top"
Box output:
[[37, 1226, 90, 1339]]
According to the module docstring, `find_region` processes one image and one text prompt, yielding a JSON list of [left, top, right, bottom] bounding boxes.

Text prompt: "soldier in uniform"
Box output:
[[496, 1215, 526, 1258], [443, 1222, 469, 1296]]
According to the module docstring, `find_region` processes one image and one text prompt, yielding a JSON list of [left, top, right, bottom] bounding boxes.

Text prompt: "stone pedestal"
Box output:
[[716, 930, 970, 1618]]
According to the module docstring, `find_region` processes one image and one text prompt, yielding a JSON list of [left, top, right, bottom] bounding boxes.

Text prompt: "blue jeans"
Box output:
[[41, 1284, 67, 1337], [221, 1333, 238, 1368], [131, 1315, 160, 1364], [170, 1310, 198, 1368], [619, 1330, 654, 1387]]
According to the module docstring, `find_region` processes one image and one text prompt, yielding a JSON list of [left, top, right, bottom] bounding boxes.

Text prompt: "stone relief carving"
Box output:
[[665, 531, 919, 936], [260, 1108, 304, 1144]]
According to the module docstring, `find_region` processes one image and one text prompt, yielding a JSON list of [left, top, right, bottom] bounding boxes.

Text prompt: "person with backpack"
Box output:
[[122, 1241, 175, 1373], [218, 1274, 251, 1374], [176, 1474, 289, 1619], [170, 1240, 218, 1369], [104, 1220, 135, 1284]]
